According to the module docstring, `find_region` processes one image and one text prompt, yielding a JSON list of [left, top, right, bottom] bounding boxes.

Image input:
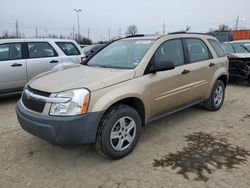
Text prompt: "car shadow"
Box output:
[[0, 93, 21, 105]]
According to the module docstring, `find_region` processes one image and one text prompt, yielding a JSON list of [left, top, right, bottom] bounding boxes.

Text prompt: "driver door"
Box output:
[[150, 39, 193, 118]]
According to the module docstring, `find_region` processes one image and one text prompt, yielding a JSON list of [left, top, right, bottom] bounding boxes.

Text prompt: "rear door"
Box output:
[[150, 39, 194, 117], [183, 38, 215, 100], [0, 42, 27, 91], [26, 42, 62, 80], [55, 42, 82, 63]]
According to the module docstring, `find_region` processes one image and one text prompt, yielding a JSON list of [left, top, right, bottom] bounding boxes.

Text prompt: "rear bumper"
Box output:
[[16, 101, 104, 145]]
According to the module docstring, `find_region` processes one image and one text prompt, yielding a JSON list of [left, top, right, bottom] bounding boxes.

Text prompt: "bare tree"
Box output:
[[218, 24, 231, 31], [125, 25, 138, 36]]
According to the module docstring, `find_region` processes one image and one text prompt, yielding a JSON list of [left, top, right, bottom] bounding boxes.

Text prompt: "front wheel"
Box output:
[[204, 80, 225, 111], [95, 104, 142, 160]]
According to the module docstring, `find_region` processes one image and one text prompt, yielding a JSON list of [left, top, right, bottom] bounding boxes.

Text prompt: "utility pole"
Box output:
[[73, 9, 82, 42], [15, 20, 19, 38], [119, 27, 122, 38], [108, 27, 111, 41], [73, 26, 75, 40], [87, 27, 90, 40], [163, 22, 165, 34], [35, 27, 38, 38], [236, 16, 240, 30]]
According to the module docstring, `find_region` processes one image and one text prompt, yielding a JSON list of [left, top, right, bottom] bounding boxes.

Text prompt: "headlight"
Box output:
[[49, 89, 90, 116]]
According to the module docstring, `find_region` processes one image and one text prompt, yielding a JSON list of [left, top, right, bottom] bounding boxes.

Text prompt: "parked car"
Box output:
[[222, 40, 250, 82], [82, 44, 106, 58], [80, 44, 89, 49], [16, 33, 228, 159], [0, 38, 85, 94]]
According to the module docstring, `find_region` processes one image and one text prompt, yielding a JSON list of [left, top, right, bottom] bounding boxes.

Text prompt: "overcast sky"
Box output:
[[0, 0, 250, 42]]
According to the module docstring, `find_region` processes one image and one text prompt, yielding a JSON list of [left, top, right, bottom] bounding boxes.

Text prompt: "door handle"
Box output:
[[11, 63, 22, 67], [182, 69, 190, 75], [209, 63, 215, 67], [49, 60, 59, 64]]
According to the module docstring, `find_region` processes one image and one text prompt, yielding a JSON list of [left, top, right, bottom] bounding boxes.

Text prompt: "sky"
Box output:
[[0, 0, 250, 42]]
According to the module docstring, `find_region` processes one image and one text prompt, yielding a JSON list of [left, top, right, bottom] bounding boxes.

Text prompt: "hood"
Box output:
[[29, 64, 135, 93], [227, 53, 250, 59]]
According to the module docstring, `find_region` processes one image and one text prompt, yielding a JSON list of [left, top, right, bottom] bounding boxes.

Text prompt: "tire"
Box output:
[[95, 104, 142, 160], [204, 80, 225, 111]]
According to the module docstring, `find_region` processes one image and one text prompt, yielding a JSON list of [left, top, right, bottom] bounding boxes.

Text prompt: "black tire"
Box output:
[[204, 80, 225, 111], [95, 104, 142, 160]]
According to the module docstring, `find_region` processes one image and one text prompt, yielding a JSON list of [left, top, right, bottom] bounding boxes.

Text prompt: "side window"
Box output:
[[222, 43, 235, 54], [154, 39, 185, 66], [56, 42, 80, 56], [28, 42, 57, 58], [208, 39, 226, 58], [0, 43, 22, 61], [186, 39, 210, 63]]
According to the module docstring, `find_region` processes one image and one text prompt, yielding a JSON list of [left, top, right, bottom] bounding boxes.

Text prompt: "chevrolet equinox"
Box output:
[[16, 33, 229, 159]]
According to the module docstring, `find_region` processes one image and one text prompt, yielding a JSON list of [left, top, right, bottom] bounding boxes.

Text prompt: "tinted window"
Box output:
[[208, 39, 225, 57], [0, 43, 22, 61], [154, 39, 184, 66], [186, 39, 210, 63], [222, 43, 235, 53], [28, 42, 57, 58], [56, 42, 80, 56]]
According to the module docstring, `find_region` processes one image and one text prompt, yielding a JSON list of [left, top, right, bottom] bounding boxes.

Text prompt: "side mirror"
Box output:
[[150, 60, 175, 73]]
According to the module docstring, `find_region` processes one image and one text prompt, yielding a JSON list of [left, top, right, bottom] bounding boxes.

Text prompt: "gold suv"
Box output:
[[16, 33, 229, 159]]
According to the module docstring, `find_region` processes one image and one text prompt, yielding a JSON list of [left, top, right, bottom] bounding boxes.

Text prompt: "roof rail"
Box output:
[[125, 34, 145, 38], [168, 31, 209, 36], [168, 31, 186, 35]]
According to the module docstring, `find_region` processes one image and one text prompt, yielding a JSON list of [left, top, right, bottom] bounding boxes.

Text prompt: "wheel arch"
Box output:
[[103, 97, 146, 127]]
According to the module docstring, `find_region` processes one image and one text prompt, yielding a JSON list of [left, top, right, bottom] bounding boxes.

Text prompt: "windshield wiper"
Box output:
[[240, 45, 250, 53]]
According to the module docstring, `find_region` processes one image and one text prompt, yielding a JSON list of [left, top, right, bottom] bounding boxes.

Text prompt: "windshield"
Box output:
[[232, 42, 250, 53], [86, 40, 155, 69]]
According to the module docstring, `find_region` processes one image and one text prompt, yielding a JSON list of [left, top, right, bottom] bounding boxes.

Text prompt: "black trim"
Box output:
[[148, 99, 205, 123], [22, 42, 28, 59], [181, 39, 190, 64]]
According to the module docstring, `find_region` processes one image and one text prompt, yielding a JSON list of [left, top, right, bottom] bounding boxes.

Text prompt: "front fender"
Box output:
[[88, 76, 151, 122]]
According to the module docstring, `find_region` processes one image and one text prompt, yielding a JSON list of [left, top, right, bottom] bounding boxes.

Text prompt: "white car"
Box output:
[[0, 38, 86, 94]]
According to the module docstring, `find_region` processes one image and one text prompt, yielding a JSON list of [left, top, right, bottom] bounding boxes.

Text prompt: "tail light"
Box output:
[[81, 56, 86, 62]]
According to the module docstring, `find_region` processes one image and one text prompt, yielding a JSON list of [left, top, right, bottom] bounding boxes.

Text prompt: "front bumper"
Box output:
[[16, 101, 104, 145]]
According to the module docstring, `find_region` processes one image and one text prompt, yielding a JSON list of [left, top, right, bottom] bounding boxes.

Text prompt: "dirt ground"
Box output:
[[0, 84, 250, 188]]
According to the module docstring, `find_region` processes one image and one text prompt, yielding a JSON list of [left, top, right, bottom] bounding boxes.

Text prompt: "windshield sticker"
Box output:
[[135, 41, 152, 45]]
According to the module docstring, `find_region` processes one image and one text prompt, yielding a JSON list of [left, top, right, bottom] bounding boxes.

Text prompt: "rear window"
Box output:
[[56, 42, 80, 56], [208, 39, 226, 58], [186, 39, 211, 63]]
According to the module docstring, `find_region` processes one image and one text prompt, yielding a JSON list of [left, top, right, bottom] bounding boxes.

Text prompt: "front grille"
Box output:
[[22, 86, 51, 113]]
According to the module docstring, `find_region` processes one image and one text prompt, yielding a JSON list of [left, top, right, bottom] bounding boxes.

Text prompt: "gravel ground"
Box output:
[[0, 84, 250, 188]]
